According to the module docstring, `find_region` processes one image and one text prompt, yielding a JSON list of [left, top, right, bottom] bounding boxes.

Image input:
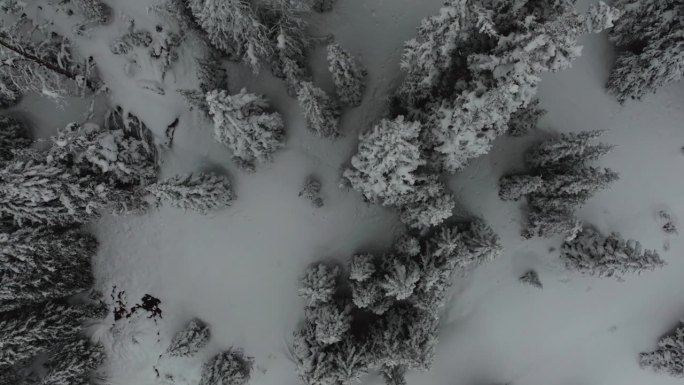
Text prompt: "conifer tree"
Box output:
[[0, 77, 20, 108], [0, 115, 30, 161], [148, 173, 234, 214], [508, 99, 545, 137], [519, 270, 543, 289], [200, 349, 254, 385], [296, 82, 340, 138], [73, 0, 112, 24], [0, 20, 99, 98], [499, 131, 618, 238], [299, 263, 339, 306], [187, 0, 271, 71], [561, 227, 665, 279], [640, 322, 684, 378], [206, 89, 285, 169], [41, 338, 106, 385], [0, 226, 96, 312], [0, 301, 106, 370], [326, 44, 367, 107], [166, 318, 211, 357], [607, 0, 683, 102]]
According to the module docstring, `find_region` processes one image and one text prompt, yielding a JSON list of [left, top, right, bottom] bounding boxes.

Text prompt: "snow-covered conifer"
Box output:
[[379, 258, 420, 300], [640, 322, 684, 378], [188, 0, 271, 71], [508, 99, 545, 137], [0, 21, 99, 98], [395, 0, 619, 172], [299, 263, 339, 306], [200, 349, 254, 385], [0, 115, 30, 161], [299, 175, 323, 208], [499, 175, 543, 201], [607, 0, 682, 102], [0, 227, 96, 312], [349, 254, 375, 282], [148, 173, 234, 214], [296, 82, 340, 138], [561, 227, 665, 279], [167, 318, 211, 357], [326, 44, 367, 107], [305, 303, 351, 345], [0, 301, 105, 369], [519, 270, 543, 289], [41, 338, 106, 385], [73, 0, 112, 24], [500, 131, 618, 238], [0, 77, 21, 108], [395, 176, 455, 229], [344, 117, 424, 206], [207, 89, 285, 169]]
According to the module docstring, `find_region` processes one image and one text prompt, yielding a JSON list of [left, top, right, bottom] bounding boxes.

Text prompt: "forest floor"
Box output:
[[8, 0, 684, 385]]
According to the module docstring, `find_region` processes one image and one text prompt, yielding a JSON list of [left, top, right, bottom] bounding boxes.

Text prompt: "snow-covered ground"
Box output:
[[9, 0, 684, 385]]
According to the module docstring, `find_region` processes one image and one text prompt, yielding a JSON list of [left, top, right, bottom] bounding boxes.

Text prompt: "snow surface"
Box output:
[[7, 0, 684, 385]]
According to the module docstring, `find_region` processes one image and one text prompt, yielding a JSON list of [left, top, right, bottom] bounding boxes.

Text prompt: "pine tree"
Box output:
[[200, 349, 254, 385], [395, 0, 620, 172], [296, 82, 340, 138], [327, 44, 367, 107], [395, 175, 455, 230], [0, 20, 99, 98], [519, 270, 543, 289], [343, 116, 425, 206], [72, 0, 112, 24], [0, 159, 108, 226], [299, 175, 323, 208], [147, 173, 234, 214], [508, 99, 545, 137], [299, 263, 339, 306], [500, 131, 618, 238], [0, 226, 96, 312], [0, 115, 30, 161], [0, 301, 106, 369], [640, 322, 684, 378], [379, 258, 420, 300], [166, 318, 210, 357], [207, 89, 285, 169], [0, 77, 21, 108], [41, 338, 106, 385], [188, 0, 271, 71], [305, 303, 351, 345], [561, 227, 665, 279], [607, 0, 683, 103]]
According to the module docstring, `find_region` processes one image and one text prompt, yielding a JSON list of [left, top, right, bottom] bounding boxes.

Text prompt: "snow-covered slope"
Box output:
[[7, 0, 684, 385]]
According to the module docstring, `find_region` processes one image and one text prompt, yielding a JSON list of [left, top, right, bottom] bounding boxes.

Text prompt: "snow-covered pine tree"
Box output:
[[395, 175, 455, 229], [147, 173, 234, 214], [166, 318, 210, 357], [0, 19, 99, 98], [500, 130, 618, 238], [508, 99, 545, 137], [519, 270, 543, 289], [326, 44, 367, 107], [561, 227, 665, 279], [305, 302, 351, 345], [206, 89, 285, 169], [0, 77, 21, 108], [41, 338, 106, 385], [379, 257, 420, 300], [640, 322, 684, 378], [72, 0, 112, 24], [299, 175, 323, 208], [0, 115, 30, 161], [188, 0, 271, 72], [343, 116, 424, 206], [607, 0, 683, 103], [200, 349, 254, 385], [0, 226, 96, 312], [0, 301, 106, 370], [0, 158, 108, 225], [296, 81, 340, 138], [395, 0, 620, 172], [299, 263, 339, 306]]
